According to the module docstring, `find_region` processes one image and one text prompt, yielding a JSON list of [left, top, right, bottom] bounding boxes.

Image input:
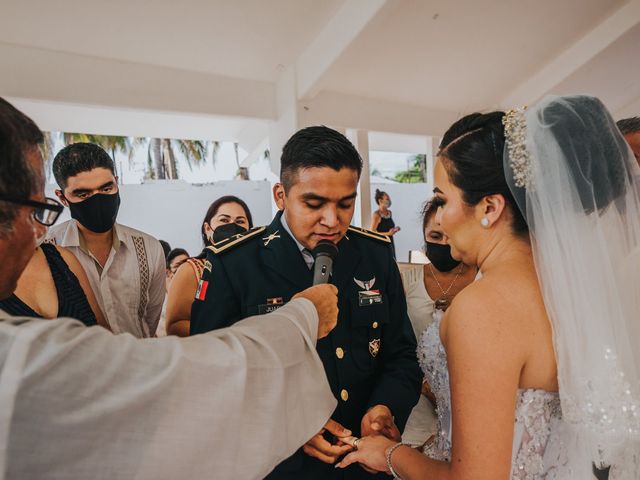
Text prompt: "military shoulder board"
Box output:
[[205, 226, 267, 254], [347, 226, 391, 243]]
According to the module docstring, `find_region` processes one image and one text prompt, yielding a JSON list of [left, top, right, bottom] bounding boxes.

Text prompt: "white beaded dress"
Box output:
[[417, 316, 568, 479]]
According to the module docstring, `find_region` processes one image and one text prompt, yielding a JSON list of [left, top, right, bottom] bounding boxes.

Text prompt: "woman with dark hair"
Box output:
[[371, 189, 400, 258], [401, 200, 477, 447], [166, 248, 189, 285], [415, 200, 477, 314], [155, 247, 189, 336], [199, 195, 253, 247], [165, 196, 253, 337], [337, 96, 640, 478]]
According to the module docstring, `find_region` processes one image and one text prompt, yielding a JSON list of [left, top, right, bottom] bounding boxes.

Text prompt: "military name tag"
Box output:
[[358, 290, 383, 307], [258, 304, 283, 314], [258, 297, 284, 315]]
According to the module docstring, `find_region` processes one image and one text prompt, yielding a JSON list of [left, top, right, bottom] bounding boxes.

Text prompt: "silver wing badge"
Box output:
[[354, 276, 376, 291]]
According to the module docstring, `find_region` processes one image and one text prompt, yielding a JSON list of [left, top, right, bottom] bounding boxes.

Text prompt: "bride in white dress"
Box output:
[[337, 95, 640, 479], [402, 200, 478, 447]]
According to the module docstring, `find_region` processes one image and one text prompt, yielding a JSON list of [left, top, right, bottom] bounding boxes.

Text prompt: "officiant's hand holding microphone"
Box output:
[[292, 283, 338, 339], [292, 239, 340, 339]]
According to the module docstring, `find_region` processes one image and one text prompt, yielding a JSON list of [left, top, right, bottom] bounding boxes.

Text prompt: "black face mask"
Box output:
[[424, 241, 461, 272], [67, 192, 121, 234], [212, 222, 248, 243]]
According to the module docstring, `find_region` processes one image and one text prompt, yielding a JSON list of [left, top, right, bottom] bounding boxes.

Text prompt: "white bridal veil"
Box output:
[[504, 95, 640, 478]]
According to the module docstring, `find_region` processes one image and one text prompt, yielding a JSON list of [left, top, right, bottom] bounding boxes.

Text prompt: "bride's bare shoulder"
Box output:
[[442, 270, 544, 351]]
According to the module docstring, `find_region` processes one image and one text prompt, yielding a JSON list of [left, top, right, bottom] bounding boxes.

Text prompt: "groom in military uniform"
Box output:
[[191, 126, 421, 479]]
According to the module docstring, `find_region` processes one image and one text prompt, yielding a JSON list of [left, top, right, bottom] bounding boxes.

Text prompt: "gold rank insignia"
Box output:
[[369, 338, 381, 357], [262, 230, 281, 246], [204, 260, 212, 272], [205, 226, 266, 254], [347, 226, 391, 244]]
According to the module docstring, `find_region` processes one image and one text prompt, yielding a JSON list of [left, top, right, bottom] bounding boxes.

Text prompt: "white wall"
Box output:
[[46, 180, 274, 257], [370, 183, 432, 262], [45, 180, 432, 262]]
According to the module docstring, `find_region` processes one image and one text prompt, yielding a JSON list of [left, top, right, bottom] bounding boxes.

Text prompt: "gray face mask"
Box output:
[[383, 199, 391, 208]]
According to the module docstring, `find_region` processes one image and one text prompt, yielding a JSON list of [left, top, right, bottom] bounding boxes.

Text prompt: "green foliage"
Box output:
[[40, 131, 57, 182], [62, 132, 222, 181], [63, 133, 131, 158], [147, 138, 214, 179], [394, 154, 427, 183]]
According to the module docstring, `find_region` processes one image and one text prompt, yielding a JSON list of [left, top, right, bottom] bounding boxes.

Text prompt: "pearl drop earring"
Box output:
[[480, 217, 490, 228]]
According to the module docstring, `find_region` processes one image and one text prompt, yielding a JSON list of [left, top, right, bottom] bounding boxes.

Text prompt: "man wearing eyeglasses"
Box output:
[[44, 143, 166, 338], [0, 97, 341, 479]]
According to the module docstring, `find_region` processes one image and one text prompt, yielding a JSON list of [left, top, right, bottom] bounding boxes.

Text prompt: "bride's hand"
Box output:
[[335, 435, 396, 473]]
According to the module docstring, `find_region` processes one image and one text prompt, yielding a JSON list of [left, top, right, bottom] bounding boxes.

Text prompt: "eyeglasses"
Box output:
[[0, 196, 64, 226]]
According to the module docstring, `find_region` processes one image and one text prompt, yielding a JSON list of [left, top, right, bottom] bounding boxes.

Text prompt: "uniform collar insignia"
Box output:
[[262, 230, 281, 246]]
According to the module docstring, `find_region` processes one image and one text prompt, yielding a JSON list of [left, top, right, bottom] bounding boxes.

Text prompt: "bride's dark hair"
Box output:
[[541, 96, 629, 213], [438, 112, 528, 235]]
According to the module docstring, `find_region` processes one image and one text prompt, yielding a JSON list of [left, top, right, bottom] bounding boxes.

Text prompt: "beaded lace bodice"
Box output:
[[417, 315, 563, 479]]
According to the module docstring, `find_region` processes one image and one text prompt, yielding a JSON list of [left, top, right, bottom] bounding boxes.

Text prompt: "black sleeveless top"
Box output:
[[375, 211, 396, 258], [375, 212, 395, 235], [0, 243, 97, 326]]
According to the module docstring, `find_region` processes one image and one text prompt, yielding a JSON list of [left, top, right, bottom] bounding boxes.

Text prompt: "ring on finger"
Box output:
[[353, 438, 361, 450]]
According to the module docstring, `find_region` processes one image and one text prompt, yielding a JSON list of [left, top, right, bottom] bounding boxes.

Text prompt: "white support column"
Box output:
[[355, 130, 372, 229], [426, 136, 437, 187], [268, 65, 299, 177]]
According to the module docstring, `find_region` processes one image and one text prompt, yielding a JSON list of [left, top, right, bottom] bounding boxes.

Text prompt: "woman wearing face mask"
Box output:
[[165, 196, 253, 337], [371, 189, 400, 258], [401, 199, 477, 448]]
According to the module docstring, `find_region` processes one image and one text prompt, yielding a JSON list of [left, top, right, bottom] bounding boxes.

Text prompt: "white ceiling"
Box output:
[[0, 0, 344, 82], [549, 22, 640, 113], [1, 0, 638, 144], [318, 0, 627, 111]]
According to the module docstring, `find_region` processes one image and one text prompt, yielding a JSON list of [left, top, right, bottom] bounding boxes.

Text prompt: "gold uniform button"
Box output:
[[372, 321, 379, 329], [336, 347, 344, 359], [340, 389, 349, 401]]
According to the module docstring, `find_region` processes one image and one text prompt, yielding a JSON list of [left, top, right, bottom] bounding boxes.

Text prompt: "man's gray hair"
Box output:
[[0, 98, 43, 237], [616, 116, 640, 135]]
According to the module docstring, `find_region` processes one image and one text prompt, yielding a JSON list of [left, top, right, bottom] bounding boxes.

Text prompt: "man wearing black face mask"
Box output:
[[46, 143, 166, 338]]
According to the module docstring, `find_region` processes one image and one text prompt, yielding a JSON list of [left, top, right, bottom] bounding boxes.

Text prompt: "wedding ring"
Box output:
[[353, 438, 361, 450]]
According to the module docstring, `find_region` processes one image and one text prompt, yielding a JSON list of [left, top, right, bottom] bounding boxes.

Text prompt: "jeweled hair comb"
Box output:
[[503, 106, 533, 189]]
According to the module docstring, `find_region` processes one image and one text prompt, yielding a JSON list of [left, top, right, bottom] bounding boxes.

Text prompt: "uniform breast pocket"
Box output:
[[349, 295, 390, 372]]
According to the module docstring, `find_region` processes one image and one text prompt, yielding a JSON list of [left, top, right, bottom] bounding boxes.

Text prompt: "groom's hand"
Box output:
[[360, 404, 401, 441], [302, 419, 353, 464], [359, 405, 400, 474]]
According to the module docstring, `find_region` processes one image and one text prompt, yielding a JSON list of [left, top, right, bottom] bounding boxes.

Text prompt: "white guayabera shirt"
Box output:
[[0, 299, 336, 480], [46, 220, 166, 338]]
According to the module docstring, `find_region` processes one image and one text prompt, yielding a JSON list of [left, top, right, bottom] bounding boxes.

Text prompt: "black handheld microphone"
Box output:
[[311, 240, 339, 285]]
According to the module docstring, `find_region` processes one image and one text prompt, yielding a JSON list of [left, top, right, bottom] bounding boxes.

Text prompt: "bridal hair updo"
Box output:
[[437, 111, 528, 235], [539, 96, 629, 213]]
